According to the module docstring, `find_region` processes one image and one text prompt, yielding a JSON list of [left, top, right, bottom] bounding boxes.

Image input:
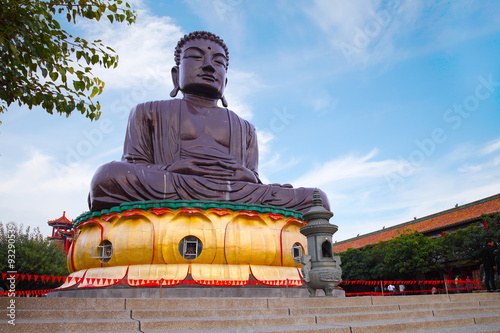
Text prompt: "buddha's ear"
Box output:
[[220, 78, 228, 107], [170, 66, 180, 97], [221, 95, 228, 107]]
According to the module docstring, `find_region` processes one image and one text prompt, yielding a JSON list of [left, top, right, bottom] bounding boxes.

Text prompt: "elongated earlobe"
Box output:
[[170, 85, 179, 97], [221, 95, 228, 107], [170, 66, 180, 97]]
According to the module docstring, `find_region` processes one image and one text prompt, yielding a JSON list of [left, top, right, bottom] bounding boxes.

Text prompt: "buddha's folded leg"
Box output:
[[88, 161, 181, 211], [219, 182, 330, 213], [173, 176, 330, 213], [88, 161, 330, 213]]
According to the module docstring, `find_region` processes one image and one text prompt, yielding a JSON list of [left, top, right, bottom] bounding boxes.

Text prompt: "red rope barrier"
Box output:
[[1, 272, 484, 296]]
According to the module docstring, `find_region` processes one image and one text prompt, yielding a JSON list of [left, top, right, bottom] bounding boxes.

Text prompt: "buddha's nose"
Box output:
[[202, 64, 215, 73]]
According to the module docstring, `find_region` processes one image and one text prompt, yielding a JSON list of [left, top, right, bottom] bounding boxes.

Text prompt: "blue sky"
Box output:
[[1, 0, 500, 242]]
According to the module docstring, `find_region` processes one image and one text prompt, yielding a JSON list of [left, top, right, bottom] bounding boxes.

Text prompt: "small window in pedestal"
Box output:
[[179, 236, 203, 260], [91, 240, 113, 263]]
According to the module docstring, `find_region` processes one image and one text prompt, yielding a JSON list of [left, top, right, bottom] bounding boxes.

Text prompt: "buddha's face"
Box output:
[[176, 38, 228, 99]]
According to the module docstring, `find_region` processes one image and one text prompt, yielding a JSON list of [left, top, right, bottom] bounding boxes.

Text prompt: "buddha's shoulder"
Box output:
[[129, 100, 181, 119], [133, 99, 178, 111], [223, 108, 253, 126]]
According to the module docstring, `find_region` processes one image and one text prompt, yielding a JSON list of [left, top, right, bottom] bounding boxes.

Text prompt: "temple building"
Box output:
[[47, 211, 74, 254], [332, 193, 500, 281], [333, 193, 500, 253]]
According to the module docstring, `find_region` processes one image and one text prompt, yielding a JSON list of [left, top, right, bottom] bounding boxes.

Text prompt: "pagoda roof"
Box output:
[[332, 193, 500, 253], [48, 211, 73, 225]]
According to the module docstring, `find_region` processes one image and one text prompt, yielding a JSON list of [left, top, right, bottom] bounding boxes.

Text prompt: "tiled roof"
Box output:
[[333, 193, 500, 253], [47, 211, 72, 225]]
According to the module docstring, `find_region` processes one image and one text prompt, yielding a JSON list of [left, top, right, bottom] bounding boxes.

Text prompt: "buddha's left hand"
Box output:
[[213, 161, 258, 183]]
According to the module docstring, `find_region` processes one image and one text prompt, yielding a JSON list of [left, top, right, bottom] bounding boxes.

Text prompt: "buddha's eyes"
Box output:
[[214, 58, 226, 67], [213, 55, 227, 68], [183, 48, 227, 68], [184, 49, 203, 60]]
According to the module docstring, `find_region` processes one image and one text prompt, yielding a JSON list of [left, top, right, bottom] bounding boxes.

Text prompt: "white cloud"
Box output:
[[305, 88, 340, 115], [481, 137, 500, 155], [304, 0, 380, 39], [78, 8, 184, 94], [292, 149, 399, 187], [454, 137, 500, 173], [325, 139, 500, 240], [183, 0, 247, 49], [264, 135, 500, 241], [303, 1, 500, 68], [303, 0, 402, 64], [256, 129, 274, 157], [224, 70, 266, 120], [0, 149, 92, 235]]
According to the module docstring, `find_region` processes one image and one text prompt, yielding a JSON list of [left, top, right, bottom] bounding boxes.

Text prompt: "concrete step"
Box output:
[[143, 325, 351, 333], [125, 298, 269, 310], [140, 312, 500, 333], [135, 309, 500, 331], [1, 318, 139, 333], [143, 321, 500, 333], [433, 305, 500, 317], [131, 307, 289, 318], [0, 297, 126, 310], [0, 293, 498, 332], [402, 323, 500, 333], [138, 315, 317, 331], [347, 313, 500, 333], [3, 309, 130, 320]]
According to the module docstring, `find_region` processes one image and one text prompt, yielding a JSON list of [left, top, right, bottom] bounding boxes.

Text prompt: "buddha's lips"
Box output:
[[199, 74, 217, 82]]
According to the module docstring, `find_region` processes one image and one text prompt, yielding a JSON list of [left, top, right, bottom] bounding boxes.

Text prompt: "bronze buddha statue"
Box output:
[[88, 31, 329, 213]]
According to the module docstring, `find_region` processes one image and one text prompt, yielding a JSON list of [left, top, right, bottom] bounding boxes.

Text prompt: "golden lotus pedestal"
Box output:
[[55, 200, 309, 297]]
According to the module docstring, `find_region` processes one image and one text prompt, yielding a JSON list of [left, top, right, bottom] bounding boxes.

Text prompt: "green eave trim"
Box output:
[[73, 200, 303, 228]]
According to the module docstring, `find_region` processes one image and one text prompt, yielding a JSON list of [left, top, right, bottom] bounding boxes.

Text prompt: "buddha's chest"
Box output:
[[179, 109, 230, 147]]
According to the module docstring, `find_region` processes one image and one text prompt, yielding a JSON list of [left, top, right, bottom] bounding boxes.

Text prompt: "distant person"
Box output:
[[431, 286, 437, 295], [399, 284, 405, 295], [480, 239, 496, 292], [387, 283, 395, 294], [479, 264, 485, 287], [455, 275, 461, 293], [465, 276, 472, 293], [496, 246, 500, 288]]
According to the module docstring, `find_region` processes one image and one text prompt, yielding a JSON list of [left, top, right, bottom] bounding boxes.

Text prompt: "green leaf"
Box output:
[[0, 0, 137, 121], [90, 86, 99, 98], [9, 42, 19, 58]]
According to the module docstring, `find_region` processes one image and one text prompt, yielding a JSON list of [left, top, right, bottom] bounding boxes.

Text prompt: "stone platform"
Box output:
[[2, 292, 499, 332], [47, 284, 345, 298], [47, 285, 310, 298]]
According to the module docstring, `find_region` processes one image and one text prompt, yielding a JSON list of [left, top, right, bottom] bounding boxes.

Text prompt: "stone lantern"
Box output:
[[300, 189, 343, 297]]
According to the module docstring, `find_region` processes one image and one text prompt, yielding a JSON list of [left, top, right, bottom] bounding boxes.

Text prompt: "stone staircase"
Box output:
[[1, 292, 500, 332]]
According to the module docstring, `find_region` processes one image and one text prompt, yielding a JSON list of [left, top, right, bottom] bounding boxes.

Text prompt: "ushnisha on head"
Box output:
[[170, 31, 229, 107]]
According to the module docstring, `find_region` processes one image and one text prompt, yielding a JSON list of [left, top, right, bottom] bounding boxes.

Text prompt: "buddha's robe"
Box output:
[[88, 99, 329, 212]]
